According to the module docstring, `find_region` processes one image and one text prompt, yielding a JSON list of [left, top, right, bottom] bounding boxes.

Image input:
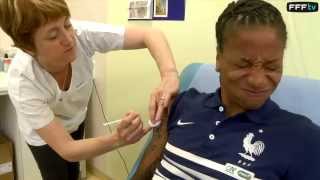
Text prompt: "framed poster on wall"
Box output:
[[153, 0, 168, 17], [128, 0, 153, 19], [128, 0, 185, 21], [152, 0, 185, 20]]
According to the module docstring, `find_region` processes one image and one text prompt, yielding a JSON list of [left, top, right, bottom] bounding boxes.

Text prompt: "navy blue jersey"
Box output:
[[153, 88, 320, 180]]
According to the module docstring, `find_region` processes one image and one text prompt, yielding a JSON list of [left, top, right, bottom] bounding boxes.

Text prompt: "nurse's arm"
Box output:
[[36, 112, 149, 162], [123, 26, 179, 124]]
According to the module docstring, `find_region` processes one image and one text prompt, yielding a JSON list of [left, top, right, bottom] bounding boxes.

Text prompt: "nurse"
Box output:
[[0, 0, 179, 179]]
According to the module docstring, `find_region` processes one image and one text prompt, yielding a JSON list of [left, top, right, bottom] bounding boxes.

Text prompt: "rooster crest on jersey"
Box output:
[[238, 132, 265, 162]]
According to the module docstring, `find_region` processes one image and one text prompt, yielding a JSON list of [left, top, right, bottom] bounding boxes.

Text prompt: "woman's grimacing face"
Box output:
[[32, 16, 76, 73], [216, 26, 285, 116]]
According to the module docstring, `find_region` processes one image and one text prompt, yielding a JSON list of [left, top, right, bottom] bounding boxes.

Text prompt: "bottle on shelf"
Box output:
[[3, 53, 11, 73]]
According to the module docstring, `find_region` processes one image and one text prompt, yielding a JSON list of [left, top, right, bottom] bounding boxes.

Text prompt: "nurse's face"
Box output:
[[216, 25, 284, 117], [32, 16, 76, 73]]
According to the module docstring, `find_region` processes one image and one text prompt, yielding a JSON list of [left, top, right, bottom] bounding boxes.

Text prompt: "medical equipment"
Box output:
[[103, 119, 161, 128]]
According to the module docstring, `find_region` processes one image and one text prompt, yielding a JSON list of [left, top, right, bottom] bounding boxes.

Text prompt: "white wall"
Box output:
[[0, 29, 13, 53]]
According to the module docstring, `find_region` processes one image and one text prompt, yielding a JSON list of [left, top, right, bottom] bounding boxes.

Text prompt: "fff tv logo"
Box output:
[[287, 2, 318, 12]]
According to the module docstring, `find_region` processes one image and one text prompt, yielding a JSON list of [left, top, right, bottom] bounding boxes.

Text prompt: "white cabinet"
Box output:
[[0, 72, 42, 180], [0, 72, 86, 180], [0, 95, 42, 180]]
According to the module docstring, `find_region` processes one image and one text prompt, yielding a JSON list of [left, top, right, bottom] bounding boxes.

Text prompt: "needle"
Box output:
[[103, 119, 122, 126], [103, 119, 161, 127]]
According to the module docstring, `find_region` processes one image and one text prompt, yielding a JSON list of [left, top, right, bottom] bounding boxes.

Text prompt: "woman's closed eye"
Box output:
[[265, 64, 281, 71], [46, 29, 58, 40]]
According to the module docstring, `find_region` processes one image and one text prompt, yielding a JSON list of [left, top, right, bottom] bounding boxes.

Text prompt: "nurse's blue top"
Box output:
[[153, 88, 320, 180]]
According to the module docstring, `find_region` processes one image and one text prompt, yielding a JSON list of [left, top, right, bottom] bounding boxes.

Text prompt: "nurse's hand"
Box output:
[[149, 72, 179, 126], [115, 111, 151, 146]]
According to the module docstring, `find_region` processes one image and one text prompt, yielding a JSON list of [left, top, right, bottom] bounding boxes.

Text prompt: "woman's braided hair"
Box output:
[[215, 0, 287, 52]]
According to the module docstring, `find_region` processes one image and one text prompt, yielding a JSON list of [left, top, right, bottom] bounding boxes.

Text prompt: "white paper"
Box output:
[[0, 161, 13, 175]]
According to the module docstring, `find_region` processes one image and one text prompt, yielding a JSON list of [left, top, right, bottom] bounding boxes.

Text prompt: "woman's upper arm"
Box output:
[[72, 20, 125, 55], [123, 26, 148, 49], [123, 26, 162, 50]]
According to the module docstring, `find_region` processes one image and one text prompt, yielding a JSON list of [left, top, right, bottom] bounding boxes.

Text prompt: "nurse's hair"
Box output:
[[0, 0, 70, 50], [215, 0, 287, 53]]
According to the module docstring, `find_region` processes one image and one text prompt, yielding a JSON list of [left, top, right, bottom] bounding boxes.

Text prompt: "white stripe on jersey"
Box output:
[[166, 142, 226, 172], [152, 174, 167, 180], [154, 169, 167, 179], [164, 155, 218, 180], [160, 158, 195, 179], [165, 142, 261, 180]]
